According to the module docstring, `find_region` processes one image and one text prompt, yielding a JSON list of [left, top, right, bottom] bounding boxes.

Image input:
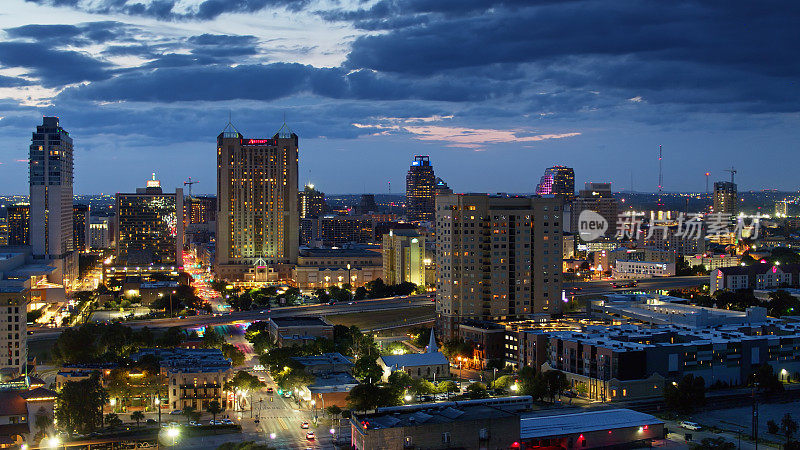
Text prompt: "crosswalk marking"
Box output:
[[277, 418, 288, 430]]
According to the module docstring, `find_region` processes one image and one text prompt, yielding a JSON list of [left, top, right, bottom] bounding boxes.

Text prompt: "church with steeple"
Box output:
[[377, 329, 450, 381]]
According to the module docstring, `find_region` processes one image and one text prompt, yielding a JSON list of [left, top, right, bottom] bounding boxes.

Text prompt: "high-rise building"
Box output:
[[535, 166, 575, 203], [29, 117, 77, 287], [186, 195, 217, 225], [216, 124, 299, 280], [90, 217, 112, 249], [435, 194, 563, 338], [714, 181, 738, 216], [570, 182, 618, 238], [0, 216, 7, 246], [383, 229, 427, 287], [73, 204, 90, 253], [116, 177, 184, 266], [299, 184, 326, 219], [406, 155, 436, 222], [6, 204, 30, 246], [0, 287, 28, 376], [358, 194, 377, 214], [776, 200, 789, 217]]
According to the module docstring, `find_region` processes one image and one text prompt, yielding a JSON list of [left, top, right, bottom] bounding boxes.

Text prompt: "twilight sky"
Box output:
[[0, 0, 798, 195]]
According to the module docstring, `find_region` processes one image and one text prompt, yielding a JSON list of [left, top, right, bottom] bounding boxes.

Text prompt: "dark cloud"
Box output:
[[0, 42, 111, 87], [5, 21, 136, 46], [23, 0, 311, 20], [0, 75, 32, 88], [57, 62, 522, 104]]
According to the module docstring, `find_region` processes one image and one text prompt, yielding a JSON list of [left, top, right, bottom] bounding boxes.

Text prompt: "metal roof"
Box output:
[[520, 409, 663, 439]]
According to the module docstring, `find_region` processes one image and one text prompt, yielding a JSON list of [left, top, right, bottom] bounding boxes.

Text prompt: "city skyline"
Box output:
[[0, 1, 798, 194]]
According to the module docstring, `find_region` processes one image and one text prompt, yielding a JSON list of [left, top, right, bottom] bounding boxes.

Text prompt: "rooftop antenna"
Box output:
[[657, 144, 663, 206], [724, 166, 737, 184], [705, 172, 711, 193], [388, 180, 392, 215]]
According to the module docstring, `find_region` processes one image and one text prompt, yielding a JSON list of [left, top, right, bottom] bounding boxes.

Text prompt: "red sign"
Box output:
[[243, 139, 273, 145]]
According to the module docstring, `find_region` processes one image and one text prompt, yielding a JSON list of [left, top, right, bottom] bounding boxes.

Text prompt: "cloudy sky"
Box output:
[[0, 0, 798, 195]]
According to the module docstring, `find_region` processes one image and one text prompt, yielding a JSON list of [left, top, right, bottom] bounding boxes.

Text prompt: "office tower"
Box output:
[[358, 194, 377, 214], [535, 166, 575, 203], [570, 182, 618, 238], [216, 124, 299, 280], [0, 287, 27, 376], [6, 205, 30, 246], [714, 181, 738, 216], [186, 195, 217, 224], [776, 200, 789, 217], [90, 217, 111, 249], [29, 117, 77, 287], [299, 184, 326, 219], [73, 204, 90, 253], [383, 229, 427, 287], [116, 176, 184, 266], [406, 155, 436, 222], [434, 177, 452, 196], [435, 194, 563, 338], [0, 216, 7, 246]]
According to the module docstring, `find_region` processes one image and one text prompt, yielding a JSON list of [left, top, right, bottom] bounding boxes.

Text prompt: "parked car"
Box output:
[[222, 419, 234, 425], [145, 419, 157, 425], [169, 410, 183, 415], [679, 421, 702, 431], [188, 421, 201, 427]]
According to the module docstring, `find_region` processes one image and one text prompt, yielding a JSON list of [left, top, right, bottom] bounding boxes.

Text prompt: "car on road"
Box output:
[[306, 431, 315, 440], [301, 422, 309, 429], [254, 419, 259, 424], [266, 387, 274, 394], [145, 419, 157, 425], [222, 419, 234, 425], [169, 410, 183, 415], [283, 392, 292, 398], [679, 421, 702, 431], [189, 421, 201, 427], [209, 420, 221, 425]]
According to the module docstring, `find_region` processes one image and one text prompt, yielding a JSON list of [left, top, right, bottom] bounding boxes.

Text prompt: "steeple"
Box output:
[[427, 328, 438, 353]]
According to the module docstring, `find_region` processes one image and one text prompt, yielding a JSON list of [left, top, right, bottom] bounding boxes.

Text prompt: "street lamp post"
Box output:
[[346, 264, 352, 289], [155, 397, 161, 425], [311, 399, 317, 424], [170, 290, 176, 317]]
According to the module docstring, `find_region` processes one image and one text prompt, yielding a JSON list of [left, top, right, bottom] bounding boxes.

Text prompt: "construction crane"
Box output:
[[724, 167, 737, 184], [184, 177, 199, 198]]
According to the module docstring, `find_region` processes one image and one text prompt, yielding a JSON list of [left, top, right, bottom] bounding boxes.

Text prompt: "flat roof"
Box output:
[[291, 352, 352, 367], [356, 403, 516, 430], [379, 352, 449, 368], [520, 409, 663, 439]]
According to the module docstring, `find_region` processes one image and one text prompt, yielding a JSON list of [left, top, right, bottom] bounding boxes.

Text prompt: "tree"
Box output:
[[105, 413, 123, 428], [437, 380, 459, 399], [353, 353, 383, 383], [783, 414, 799, 445], [752, 364, 784, 393], [664, 374, 706, 414], [221, 343, 246, 367], [56, 373, 108, 434], [34, 407, 53, 441], [768, 419, 780, 435], [441, 338, 473, 359], [131, 411, 144, 428], [542, 370, 569, 402], [208, 400, 223, 424], [466, 382, 488, 399], [225, 371, 266, 411], [158, 326, 187, 347], [182, 406, 197, 425], [325, 405, 342, 419]]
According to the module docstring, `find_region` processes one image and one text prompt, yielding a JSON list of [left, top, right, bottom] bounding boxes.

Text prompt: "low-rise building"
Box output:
[[293, 248, 383, 289], [0, 383, 57, 448], [685, 253, 740, 271], [520, 408, 664, 449], [291, 353, 356, 408], [350, 397, 527, 450], [130, 348, 233, 412], [267, 317, 334, 347], [612, 260, 676, 279], [458, 320, 506, 369], [378, 331, 449, 381], [710, 263, 800, 294]]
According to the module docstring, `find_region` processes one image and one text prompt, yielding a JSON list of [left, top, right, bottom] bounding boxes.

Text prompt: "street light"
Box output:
[[155, 397, 162, 425], [404, 394, 412, 402], [510, 383, 519, 392], [269, 432, 276, 440], [166, 426, 180, 446], [47, 436, 60, 448]]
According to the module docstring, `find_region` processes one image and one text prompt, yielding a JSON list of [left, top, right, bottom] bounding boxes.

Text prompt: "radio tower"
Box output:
[[657, 145, 663, 206]]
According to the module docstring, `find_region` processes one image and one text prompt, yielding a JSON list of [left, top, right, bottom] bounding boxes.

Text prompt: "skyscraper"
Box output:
[[435, 194, 563, 338], [0, 288, 27, 376], [116, 176, 184, 266], [535, 166, 575, 203], [383, 228, 427, 287], [570, 182, 618, 238], [216, 123, 299, 281], [73, 204, 90, 253], [29, 117, 77, 287], [6, 204, 30, 246], [713, 181, 738, 216], [299, 184, 326, 219], [406, 155, 436, 222]]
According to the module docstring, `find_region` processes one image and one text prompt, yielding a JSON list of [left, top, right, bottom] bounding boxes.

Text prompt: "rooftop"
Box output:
[[379, 352, 449, 368], [299, 248, 381, 258], [355, 402, 517, 430], [291, 352, 352, 367], [520, 408, 662, 439], [130, 348, 231, 372]]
